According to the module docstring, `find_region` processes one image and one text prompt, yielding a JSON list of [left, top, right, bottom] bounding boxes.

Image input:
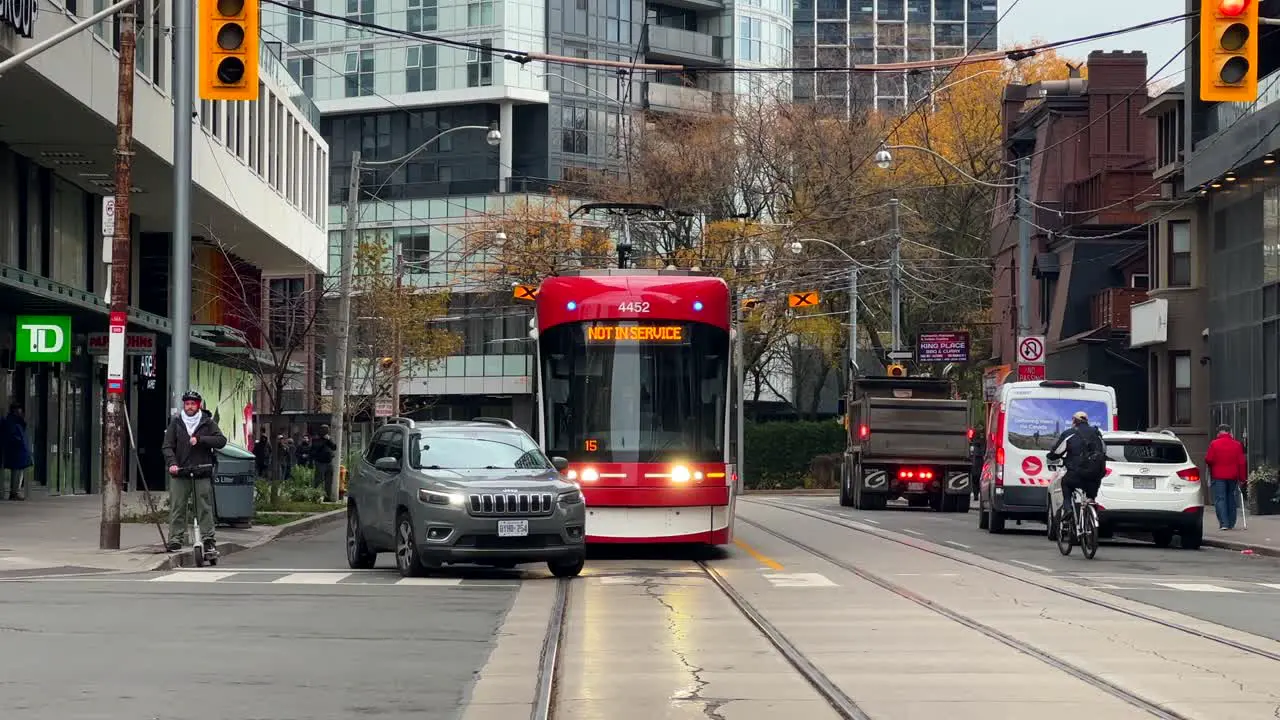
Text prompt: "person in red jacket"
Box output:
[[1205, 424, 1247, 530]]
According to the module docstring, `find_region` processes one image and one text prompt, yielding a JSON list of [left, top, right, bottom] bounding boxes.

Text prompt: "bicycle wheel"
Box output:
[[1055, 507, 1074, 556], [1080, 504, 1099, 559]]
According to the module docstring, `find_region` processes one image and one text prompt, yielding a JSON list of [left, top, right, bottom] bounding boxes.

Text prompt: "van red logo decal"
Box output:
[[1022, 457, 1042, 476]]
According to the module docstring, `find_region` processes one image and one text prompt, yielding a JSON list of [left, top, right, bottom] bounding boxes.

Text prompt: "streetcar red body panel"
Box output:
[[534, 271, 736, 545]]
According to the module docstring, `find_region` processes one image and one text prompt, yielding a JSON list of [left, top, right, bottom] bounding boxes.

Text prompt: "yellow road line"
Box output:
[[734, 539, 784, 571]]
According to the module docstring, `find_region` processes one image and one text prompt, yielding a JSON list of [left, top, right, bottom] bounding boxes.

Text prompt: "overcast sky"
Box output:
[[998, 1, 1186, 86]]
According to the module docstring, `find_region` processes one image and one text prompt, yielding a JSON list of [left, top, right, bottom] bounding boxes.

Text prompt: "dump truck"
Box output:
[[841, 375, 973, 512]]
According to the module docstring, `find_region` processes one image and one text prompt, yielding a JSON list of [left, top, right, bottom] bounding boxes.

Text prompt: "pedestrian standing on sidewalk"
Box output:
[[0, 402, 31, 500], [162, 391, 227, 552], [311, 425, 337, 492], [1205, 423, 1247, 531]]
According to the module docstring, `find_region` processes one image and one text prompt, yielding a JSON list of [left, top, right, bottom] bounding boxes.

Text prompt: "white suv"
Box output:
[[1047, 430, 1204, 549]]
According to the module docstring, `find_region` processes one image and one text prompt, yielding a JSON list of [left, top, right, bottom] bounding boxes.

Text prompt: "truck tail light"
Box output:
[[858, 424, 870, 440]]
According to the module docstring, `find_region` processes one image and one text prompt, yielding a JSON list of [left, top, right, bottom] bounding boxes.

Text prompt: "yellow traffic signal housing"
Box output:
[[740, 298, 759, 310], [199, 0, 260, 101], [379, 357, 395, 369], [886, 363, 907, 377], [1199, 0, 1258, 102]]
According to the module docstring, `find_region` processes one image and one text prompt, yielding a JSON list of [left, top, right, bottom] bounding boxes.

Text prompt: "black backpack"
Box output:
[[1077, 426, 1106, 481]]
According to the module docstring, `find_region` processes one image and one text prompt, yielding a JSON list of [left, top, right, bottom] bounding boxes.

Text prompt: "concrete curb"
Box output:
[[1202, 537, 1280, 558], [144, 508, 347, 571]]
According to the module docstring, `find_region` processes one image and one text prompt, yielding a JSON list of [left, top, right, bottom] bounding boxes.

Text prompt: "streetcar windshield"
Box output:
[[539, 321, 729, 463]]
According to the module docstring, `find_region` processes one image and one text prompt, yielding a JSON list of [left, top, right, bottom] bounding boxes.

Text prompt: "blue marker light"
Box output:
[[693, 301, 704, 311], [566, 301, 577, 311]]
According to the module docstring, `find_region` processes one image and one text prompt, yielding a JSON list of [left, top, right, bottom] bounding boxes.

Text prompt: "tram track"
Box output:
[[531, 578, 570, 720], [752, 497, 1280, 665]]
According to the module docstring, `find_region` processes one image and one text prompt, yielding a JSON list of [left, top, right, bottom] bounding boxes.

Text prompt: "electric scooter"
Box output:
[[171, 463, 219, 567]]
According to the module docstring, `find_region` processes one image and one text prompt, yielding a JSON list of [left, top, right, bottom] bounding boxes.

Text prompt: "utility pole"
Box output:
[[888, 197, 902, 352], [1016, 156, 1032, 336], [391, 249, 404, 416], [170, 0, 193, 414], [847, 265, 858, 379], [101, 0, 137, 550], [328, 152, 360, 502], [734, 292, 745, 493]]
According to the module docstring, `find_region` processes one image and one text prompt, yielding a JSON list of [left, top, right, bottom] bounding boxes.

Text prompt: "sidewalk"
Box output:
[[1202, 505, 1280, 557], [0, 487, 342, 573]]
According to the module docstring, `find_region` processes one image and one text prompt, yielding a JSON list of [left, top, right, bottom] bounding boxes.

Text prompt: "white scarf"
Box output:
[[182, 411, 201, 437]]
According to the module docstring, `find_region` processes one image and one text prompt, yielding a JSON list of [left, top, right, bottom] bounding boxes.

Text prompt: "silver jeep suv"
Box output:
[[345, 417, 586, 578]]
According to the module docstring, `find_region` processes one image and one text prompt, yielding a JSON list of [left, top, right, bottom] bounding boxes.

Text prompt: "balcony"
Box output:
[[643, 82, 720, 114], [646, 26, 724, 66], [1092, 287, 1147, 332]]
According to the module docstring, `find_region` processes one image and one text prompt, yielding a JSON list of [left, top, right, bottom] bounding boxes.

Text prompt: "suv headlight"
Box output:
[[558, 490, 583, 505], [420, 489, 465, 506]]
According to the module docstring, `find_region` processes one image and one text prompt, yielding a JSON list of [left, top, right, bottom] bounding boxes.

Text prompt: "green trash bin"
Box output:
[[212, 443, 257, 528]]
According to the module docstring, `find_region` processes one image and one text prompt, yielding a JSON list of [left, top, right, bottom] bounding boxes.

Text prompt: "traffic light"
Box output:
[[740, 298, 759, 310], [199, 0, 260, 101], [1199, 0, 1258, 102], [886, 363, 907, 377], [379, 357, 395, 370]]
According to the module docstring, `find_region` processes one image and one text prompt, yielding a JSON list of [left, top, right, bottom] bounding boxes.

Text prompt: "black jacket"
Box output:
[[162, 410, 228, 474], [1046, 424, 1102, 475], [312, 436, 337, 463]]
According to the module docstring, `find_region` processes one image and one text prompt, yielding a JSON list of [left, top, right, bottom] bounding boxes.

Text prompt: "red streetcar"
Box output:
[[533, 269, 737, 545]]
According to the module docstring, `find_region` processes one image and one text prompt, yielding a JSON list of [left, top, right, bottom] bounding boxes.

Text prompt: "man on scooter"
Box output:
[[162, 390, 228, 553]]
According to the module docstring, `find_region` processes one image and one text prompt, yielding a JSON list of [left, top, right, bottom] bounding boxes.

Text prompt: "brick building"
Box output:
[[989, 51, 1157, 430]]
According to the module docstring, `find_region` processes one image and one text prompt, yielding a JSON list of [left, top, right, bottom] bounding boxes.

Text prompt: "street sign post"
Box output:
[[1016, 334, 1046, 381], [788, 291, 819, 308], [106, 311, 126, 394]]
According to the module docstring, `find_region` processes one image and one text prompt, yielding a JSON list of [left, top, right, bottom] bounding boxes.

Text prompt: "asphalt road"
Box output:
[[0, 520, 521, 720], [747, 495, 1280, 643]]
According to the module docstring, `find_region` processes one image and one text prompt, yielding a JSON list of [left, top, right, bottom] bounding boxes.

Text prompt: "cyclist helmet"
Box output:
[[182, 390, 203, 404]]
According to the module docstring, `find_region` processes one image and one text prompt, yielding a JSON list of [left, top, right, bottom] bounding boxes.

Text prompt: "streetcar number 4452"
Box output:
[[618, 301, 650, 313]]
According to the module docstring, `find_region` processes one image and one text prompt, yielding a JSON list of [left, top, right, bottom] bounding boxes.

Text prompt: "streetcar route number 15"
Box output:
[[618, 301, 650, 313]]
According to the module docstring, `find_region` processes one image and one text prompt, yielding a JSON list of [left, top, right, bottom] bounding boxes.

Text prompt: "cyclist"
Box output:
[[1046, 410, 1106, 535]]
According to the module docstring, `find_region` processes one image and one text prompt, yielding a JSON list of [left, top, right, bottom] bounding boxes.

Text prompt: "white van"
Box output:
[[978, 379, 1118, 533]]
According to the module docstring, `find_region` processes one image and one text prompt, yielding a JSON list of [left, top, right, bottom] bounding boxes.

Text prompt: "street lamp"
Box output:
[[875, 146, 894, 170], [486, 128, 502, 146]]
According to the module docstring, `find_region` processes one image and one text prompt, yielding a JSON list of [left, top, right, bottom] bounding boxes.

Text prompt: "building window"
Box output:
[[406, 0, 436, 32], [738, 17, 761, 62], [345, 50, 375, 97], [346, 0, 374, 38], [286, 57, 314, 97], [406, 45, 437, 92], [467, 40, 493, 87], [561, 105, 588, 155], [1168, 219, 1191, 287], [1171, 351, 1192, 425], [286, 0, 314, 42], [467, 0, 494, 26]]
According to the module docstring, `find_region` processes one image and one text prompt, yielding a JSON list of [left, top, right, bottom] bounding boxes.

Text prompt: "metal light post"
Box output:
[[789, 237, 873, 377], [328, 126, 501, 501]]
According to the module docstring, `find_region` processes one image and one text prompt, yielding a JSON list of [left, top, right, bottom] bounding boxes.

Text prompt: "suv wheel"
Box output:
[[547, 555, 585, 578], [346, 505, 377, 569], [395, 511, 429, 577]]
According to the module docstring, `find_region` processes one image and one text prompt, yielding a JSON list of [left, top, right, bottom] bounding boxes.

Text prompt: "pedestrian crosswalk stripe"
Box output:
[[1155, 582, 1245, 593], [273, 572, 346, 584], [395, 578, 463, 586], [151, 571, 236, 582]]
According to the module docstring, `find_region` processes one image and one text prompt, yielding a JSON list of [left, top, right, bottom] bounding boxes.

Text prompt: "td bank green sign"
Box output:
[[16, 315, 72, 363]]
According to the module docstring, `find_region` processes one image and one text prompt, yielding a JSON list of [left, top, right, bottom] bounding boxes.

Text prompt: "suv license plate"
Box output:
[[908, 482, 924, 491], [1132, 477, 1156, 490], [498, 520, 529, 537]]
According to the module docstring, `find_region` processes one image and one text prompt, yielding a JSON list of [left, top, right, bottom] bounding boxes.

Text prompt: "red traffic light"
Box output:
[[1218, 0, 1251, 16]]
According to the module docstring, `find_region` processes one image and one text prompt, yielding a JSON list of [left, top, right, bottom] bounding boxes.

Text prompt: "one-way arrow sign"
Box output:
[[887, 350, 913, 360]]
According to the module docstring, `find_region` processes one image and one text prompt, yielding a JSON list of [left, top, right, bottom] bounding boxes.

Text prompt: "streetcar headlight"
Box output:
[[671, 465, 691, 483], [580, 467, 599, 482]]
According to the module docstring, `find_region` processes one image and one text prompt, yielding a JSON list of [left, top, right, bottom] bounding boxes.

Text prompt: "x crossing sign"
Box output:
[[513, 284, 538, 301], [788, 291, 819, 308]]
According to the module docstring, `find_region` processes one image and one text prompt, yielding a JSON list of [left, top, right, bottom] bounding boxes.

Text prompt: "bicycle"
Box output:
[[1056, 487, 1099, 559]]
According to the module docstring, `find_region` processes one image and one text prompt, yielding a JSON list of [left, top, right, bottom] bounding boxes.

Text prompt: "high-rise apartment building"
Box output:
[[793, 0, 999, 114], [263, 0, 793, 431]]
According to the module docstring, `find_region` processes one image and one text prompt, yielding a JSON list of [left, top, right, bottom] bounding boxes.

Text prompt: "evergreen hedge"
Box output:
[[743, 420, 846, 489]]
